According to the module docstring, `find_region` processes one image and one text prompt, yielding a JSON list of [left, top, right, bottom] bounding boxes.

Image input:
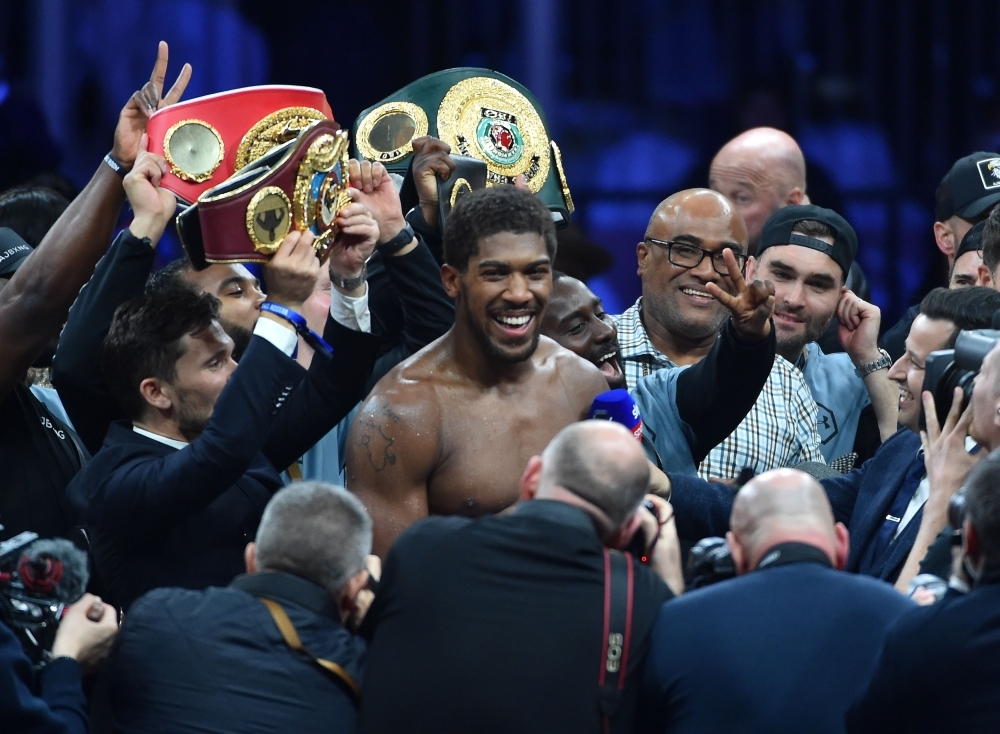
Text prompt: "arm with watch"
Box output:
[[837, 289, 899, 443], [0, 42, 190, 401]]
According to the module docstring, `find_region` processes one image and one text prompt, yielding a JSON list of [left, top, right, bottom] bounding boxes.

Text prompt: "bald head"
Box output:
[[709, 128, 808, 250], [645, 188, 749, 245], [727, 468, 846, 572], [537, 421, 650, 529]]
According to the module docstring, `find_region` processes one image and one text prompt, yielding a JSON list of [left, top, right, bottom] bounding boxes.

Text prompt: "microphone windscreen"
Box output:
[[588, 389, 643, 440], [18, 539, 89, 605]]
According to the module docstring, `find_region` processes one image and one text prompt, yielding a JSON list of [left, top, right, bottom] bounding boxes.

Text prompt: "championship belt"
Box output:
[[147, 86, 334, 204], [176, 120, 350, 269], [352, 68, 574, 227]]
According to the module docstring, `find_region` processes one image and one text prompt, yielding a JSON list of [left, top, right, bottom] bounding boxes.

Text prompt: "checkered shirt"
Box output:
[[614, 298, 824, 480]]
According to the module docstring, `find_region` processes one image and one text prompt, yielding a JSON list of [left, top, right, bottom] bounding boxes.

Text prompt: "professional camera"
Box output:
[[686, 537, 737, 589], [0, 531, 89, 666], [922, 328, 1000, 428]]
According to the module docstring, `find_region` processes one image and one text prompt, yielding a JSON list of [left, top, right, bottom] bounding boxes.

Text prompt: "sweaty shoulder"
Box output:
[[537, 336, 608, 411]]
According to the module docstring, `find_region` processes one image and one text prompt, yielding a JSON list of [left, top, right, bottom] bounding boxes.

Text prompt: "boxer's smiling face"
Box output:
[[450, 231, 552, 364]]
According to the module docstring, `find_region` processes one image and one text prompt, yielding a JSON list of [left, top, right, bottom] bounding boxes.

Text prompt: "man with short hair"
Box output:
[[639, 468, 914, 734], [359, 421, 679, 734], [847, 453, 1000, 733], [748, 205, 899, 464], [977, 204, 1000, 290], [68, 149, 381, 608], [615, 188, 824, 480], [667, 287, 1000, 584], [106, 482, 372, 734], [950, 220, 985, 288], [882, 152, 1000, 360]]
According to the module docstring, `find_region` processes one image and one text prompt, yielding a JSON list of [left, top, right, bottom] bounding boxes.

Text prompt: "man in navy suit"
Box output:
[[667, 286, 1000, 585], [847, 452, 1000, 733], [67, 142, 380, 609], [639, 468, 914, 734]]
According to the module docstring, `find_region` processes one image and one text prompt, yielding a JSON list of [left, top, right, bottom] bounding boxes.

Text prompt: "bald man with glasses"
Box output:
[[614, 189, 823, 483]]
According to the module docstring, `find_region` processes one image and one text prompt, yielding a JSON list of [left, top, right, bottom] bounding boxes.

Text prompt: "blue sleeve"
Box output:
[[631, 367, 698, 475], [0, 623, 87, 734]]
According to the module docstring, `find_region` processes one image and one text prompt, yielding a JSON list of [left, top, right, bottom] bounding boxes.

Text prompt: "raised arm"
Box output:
[[345, 388, 441, 559], [0, 42, 190, 399]]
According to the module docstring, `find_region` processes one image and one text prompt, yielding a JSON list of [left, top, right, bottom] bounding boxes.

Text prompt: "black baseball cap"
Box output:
[[935, 152, 1000, 222], [757, 204, 858, 278], [0, 228, 33, 279], [955, 219, 986, 261]]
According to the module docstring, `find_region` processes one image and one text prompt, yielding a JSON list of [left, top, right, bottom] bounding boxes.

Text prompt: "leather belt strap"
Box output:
[[598, 548, 634, 734], [259, 597, 361, 704]]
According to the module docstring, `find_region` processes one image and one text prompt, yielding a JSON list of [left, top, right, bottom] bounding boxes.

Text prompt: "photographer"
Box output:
[[2, 593, 117, 734], [847, 452, 1000, 732], [358, 421, 681, 734], [638, 468, 913, 734]]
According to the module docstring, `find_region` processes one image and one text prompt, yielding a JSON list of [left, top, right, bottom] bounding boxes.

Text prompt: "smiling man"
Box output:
[[345, 187, 608, 558], [615, 188, 823, 480]]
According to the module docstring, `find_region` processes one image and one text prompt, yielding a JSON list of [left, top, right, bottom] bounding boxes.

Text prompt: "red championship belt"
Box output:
[[147, 86, 334, 204], [176, 120, 350, 268]]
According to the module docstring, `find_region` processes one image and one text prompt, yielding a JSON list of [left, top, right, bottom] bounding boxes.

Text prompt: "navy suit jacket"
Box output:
[[639, 561, 915, 734], [68, 321, 379, 609], [847, 582, 1000, 733], [670, 429, 924, 584]]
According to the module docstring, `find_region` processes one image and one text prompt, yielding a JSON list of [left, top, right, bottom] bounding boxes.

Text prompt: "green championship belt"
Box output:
[[352, 68, 574, 227]]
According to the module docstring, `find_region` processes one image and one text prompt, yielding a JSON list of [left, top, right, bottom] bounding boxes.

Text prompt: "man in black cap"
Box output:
[[882, 152, 1000, 359], [950, 219, 985, 289], [747, 205, 898, 466]]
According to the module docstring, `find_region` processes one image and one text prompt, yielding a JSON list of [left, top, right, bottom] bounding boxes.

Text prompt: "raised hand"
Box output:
[[410, 136, 455, 228], [328, 193, 380, 288], [704, 248, 775, 341], [836, 288, 882, 367], [264, 230, 322, 311], [112, 41, 193, 169], [123, 134, 177, 244], [347, 159, 407, 243], [920, 388, 983, 516]]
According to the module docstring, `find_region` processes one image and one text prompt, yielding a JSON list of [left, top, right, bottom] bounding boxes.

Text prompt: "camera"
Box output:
[[686, 537, 737, 589], [922, 328, 1000, 428], [0, 531, 88, 666]]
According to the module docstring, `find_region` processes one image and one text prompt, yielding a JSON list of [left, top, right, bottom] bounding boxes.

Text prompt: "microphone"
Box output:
[[16, 538, 89, 606], [588, 389, 643, 441]]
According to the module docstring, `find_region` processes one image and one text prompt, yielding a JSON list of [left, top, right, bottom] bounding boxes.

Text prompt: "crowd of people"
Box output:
[[3, 41, 1000, 734]]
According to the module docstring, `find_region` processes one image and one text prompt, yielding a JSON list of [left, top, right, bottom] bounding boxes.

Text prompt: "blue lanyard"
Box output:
[[259, 302, 334, 357]]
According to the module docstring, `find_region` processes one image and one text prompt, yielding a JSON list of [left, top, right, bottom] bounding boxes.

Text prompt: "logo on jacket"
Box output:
[[816, 402, 838, 445]]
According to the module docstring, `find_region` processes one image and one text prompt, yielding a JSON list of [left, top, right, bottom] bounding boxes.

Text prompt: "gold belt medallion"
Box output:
[[236, 107, 328, 171], [437, 77, 550, 193], [163, 119, 225, 183], [355, 101, 429, 163], [293, 128, 351, 262], [246, 186, 292, 254]]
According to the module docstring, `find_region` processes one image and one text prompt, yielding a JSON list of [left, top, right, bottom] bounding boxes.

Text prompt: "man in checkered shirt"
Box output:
[[614, 189, 823, 480]]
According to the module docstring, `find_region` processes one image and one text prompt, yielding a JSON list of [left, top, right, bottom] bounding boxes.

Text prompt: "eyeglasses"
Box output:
[[644, 238, 747, 276]]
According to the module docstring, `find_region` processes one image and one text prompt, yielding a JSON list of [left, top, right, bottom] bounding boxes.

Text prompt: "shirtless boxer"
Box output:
[[346, 186, 772, 557]]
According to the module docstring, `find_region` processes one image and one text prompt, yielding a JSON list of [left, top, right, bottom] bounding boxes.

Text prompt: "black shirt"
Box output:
[[0, 384, 85, 541], [360, 500, 672, 734]]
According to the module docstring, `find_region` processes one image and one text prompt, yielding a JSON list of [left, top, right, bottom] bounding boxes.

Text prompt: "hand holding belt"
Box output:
[[176, 120, 351, 268]]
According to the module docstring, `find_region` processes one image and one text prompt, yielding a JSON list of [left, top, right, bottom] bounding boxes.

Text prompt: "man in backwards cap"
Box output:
[[882, 152, 1000, 359], [747, 205, 899, 465]]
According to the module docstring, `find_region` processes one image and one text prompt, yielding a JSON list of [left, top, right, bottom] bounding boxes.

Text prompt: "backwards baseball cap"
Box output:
[[0, 227, 32, 278], [934, 152, 1000, 222], [757, 204, 858, 278], [956, 219, 986, 261]]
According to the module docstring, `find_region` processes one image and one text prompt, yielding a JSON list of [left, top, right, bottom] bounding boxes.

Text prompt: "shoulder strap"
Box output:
[[259, 597, 361, 705], [598, 548, 635, 734]]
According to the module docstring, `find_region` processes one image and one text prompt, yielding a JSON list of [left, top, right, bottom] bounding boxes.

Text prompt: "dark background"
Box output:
[[2, 0, 998, 322]]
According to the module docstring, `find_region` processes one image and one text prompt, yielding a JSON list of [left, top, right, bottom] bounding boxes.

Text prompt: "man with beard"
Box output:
[[67, 144, 381, 609], [747, 205, 899, 464], [616, 188, 823, 481], [346, 187, 776, 557], [541, 272, 777, 473]]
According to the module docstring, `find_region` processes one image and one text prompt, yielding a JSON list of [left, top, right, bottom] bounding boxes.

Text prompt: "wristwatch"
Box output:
[[855, 348, 892, 378], [329, 261, 367, 291], [378, 222, 416, 255]]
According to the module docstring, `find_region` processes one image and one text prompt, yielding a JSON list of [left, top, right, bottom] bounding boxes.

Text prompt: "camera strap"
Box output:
[[598, 548, 634, 734], [258, 597, 360, 706]]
